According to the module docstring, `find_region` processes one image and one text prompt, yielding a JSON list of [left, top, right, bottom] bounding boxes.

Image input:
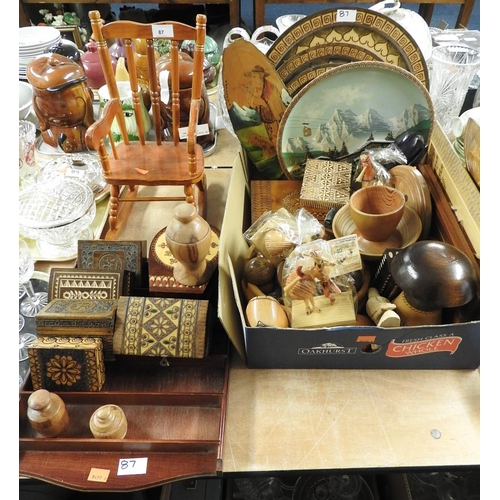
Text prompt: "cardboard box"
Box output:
[[217, 150, 480, 369], [426, 121, 480, 257]]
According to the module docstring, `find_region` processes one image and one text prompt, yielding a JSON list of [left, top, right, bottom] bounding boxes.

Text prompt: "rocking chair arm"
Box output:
[[85, 98, 123, 151]]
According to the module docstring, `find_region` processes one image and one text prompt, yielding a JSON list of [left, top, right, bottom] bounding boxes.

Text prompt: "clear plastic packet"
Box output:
[[243, 207, 324, 265], [367, 143, 408, 169], [353, 151, 392, 187], [280, 239, 359, 312]]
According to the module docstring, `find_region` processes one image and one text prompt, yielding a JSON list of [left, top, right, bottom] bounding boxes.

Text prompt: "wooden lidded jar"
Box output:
[[89, 404, 127, 439], [165, 202, 213, 286], [26, 53, 95, 153], [27, 389, 70, 438]]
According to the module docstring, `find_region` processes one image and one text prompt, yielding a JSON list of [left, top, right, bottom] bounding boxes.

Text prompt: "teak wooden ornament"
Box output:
[[27, 389, 70, 438], [28, 337, 106, 391], [48, 268, 127, 301], [113, 296, 210, 358], [77, 240, 146, 289], [35, 298, 118, 335], [90, 404, 127, 439], [164, 202, 215, 287], [291, 292, 357, 329]]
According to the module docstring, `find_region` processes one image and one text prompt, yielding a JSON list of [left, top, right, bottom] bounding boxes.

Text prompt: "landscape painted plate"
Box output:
[[277, 61, 434, 180], [267, 7, 429, 90], [222, 39, 290, 180]]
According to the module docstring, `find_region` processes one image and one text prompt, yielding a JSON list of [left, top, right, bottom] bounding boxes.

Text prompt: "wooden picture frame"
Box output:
[[54, 25, 82, 49]]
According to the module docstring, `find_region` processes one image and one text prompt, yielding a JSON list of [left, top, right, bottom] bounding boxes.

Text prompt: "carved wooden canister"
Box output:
[[165, 202, 213, 286], [27, 389, 70, 438], [89, 404, 127, 439], [26, 53, 95, 153]]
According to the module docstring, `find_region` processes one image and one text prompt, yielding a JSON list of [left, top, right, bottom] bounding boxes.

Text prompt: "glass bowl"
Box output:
[[19, 332, 37, 362], [19, 179, 96, 259], [37, 152, 107, 195]]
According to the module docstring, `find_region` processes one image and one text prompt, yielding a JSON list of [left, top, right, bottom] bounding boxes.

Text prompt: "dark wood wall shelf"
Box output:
[[20, 330, 230, 492], [18, 0, 241, 29]]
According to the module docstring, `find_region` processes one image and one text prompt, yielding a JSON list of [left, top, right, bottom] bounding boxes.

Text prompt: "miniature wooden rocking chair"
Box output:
[[85, 10, 207, 239]]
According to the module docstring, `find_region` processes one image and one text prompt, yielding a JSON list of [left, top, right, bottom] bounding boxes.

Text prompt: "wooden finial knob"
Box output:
[[89, 404, 127, 439], [27, 389, 70, 438]]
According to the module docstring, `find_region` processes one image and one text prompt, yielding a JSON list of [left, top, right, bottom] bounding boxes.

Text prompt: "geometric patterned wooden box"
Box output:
[[35, 298, 118, 335], [48, 268, 130, 302], [299, 158, 352, 213], [27, 337, 105, 391], [77, 240, 146, 289], [113, 296, 210, 359]]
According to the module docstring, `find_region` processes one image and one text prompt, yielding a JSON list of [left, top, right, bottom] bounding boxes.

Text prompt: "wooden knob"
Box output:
[[27, 389, 70, 438], [89, 404, 127, 439]]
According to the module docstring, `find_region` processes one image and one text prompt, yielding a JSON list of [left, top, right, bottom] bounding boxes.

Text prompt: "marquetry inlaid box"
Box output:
[[35, 298, 118, 334], [27, 336, 105, 391], [77, 240, 147, 290], [48, 268, 131, 301], [299, 158, 352, 213], [113, 296, 211, 358]]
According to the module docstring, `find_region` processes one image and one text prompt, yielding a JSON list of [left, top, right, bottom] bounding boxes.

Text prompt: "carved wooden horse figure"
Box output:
[[282, 260, 341, 315]]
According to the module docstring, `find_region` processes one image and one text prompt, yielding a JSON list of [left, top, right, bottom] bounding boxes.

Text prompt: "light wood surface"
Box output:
[[223, 351, 480, 473]]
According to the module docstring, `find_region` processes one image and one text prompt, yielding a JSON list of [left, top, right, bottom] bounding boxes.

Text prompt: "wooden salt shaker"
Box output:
[[89, 404, 127, 439], [27, 389, 70, 438], [165, 202, 214, 286]]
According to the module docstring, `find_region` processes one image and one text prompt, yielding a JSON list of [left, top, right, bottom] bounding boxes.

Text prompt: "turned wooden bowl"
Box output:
[[390, 240, 479, 311], [349, 185, 405, 242]]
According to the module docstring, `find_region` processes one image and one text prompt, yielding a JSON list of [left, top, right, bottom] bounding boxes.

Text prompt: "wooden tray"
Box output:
[[19, 327, 230, 492]]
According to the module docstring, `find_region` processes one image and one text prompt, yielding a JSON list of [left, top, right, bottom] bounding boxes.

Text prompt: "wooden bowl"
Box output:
[[332, 204, 422, 260], [349, 186, 405, 242], [390, 240, 479, 311]]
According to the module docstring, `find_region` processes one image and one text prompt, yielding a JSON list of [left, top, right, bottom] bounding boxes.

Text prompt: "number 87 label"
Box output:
[[152, 24, 174, 38]]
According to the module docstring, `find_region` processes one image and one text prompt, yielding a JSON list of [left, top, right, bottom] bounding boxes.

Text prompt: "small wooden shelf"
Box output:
[[19, 331, 230, 492]]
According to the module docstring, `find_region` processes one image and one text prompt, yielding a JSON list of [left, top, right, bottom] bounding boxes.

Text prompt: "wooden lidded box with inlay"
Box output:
[[113, 296, 210, 358], [48, 268, 131, 302], [299, 158, 352, 213], [28, 336, 105, 391], [35, 298, 118, 335]]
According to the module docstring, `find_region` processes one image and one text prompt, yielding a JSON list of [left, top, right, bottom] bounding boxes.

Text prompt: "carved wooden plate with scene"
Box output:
[[267, 7, 429, 90], [222, 39, 291, 180]]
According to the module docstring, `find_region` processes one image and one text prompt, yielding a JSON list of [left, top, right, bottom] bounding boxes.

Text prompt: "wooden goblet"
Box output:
[[349, 185, 405, 242]]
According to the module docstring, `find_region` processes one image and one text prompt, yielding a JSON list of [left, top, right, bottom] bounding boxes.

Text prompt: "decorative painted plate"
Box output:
[[277, 61, 434, 180], [278, 43, 379, 96], [267, 7, 429, 90], [222, 39, 291, 180]]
